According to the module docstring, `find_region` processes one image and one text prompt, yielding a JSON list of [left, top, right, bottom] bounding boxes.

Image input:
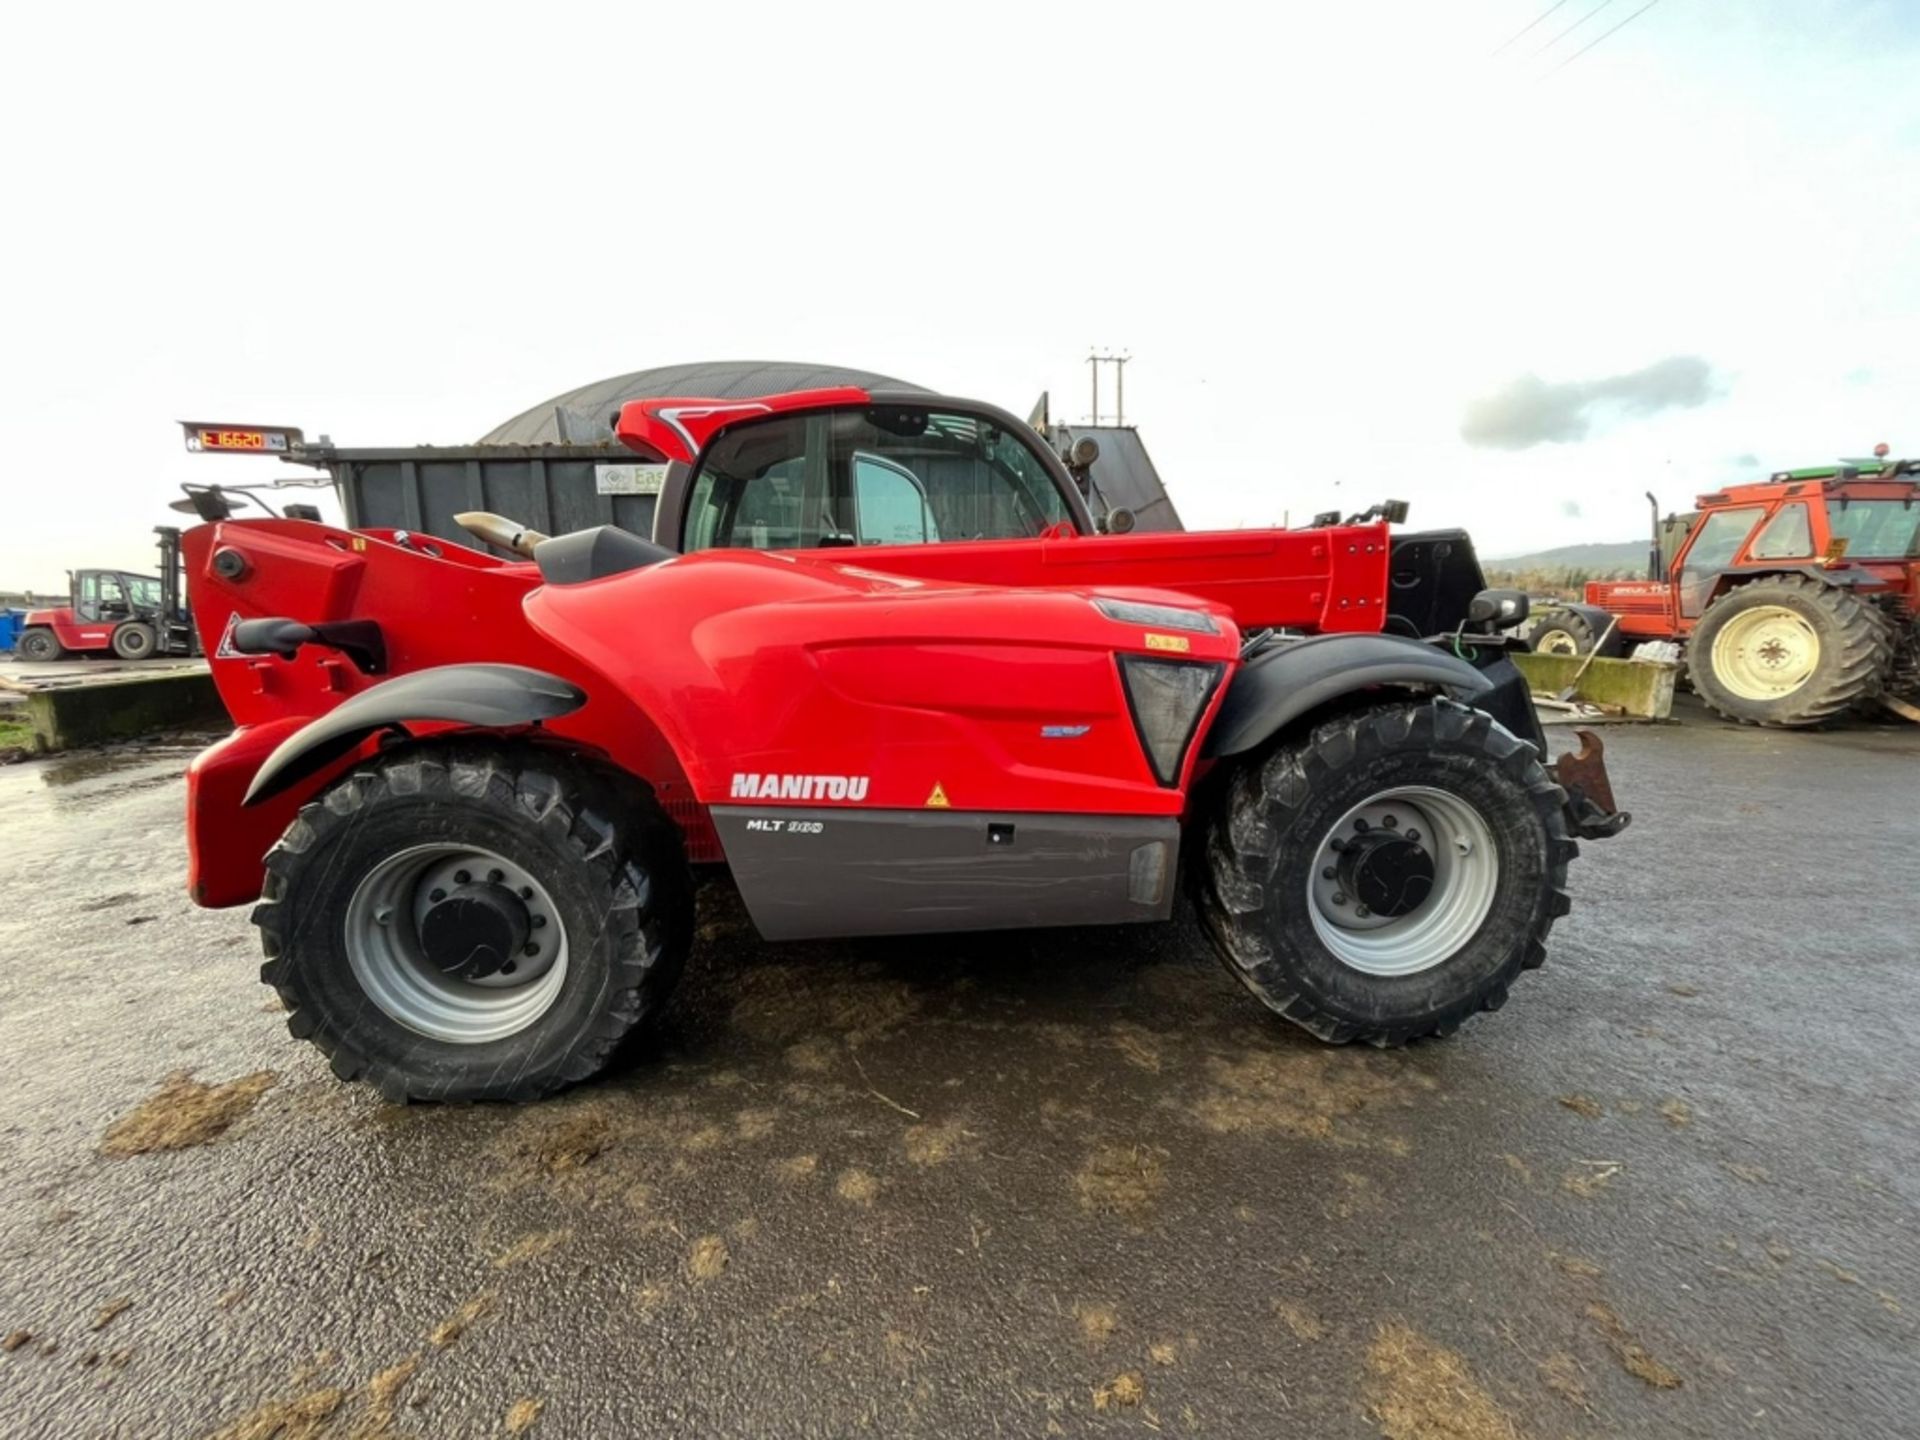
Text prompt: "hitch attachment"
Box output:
[[1552, 729, 1631, 840]]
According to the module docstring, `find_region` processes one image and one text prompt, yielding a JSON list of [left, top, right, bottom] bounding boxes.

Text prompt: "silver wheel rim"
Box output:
[[1710, 604, 1819, 700], [1306, 786, 1499, 977], [1534, 627, 1580, 656], [344, 843, 569, 1044]]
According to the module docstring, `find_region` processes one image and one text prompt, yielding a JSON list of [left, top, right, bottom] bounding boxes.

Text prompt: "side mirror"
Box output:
[[1104, 507, 1137, 535], [1467, 589, 1529, 629], [1381, 499, 1410, 525]]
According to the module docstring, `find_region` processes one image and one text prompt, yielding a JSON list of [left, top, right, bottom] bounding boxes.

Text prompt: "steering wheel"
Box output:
[[454, 511, 550, 558]]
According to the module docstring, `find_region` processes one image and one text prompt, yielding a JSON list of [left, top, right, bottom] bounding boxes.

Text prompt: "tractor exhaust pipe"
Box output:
[[1645, 491, 1662, 581]]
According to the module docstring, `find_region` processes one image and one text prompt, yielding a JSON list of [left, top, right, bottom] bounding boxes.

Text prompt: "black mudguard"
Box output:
[[1203, 633, 1628, 839], [242, 664, 586, 807], [1203, 633, 1495, 758]]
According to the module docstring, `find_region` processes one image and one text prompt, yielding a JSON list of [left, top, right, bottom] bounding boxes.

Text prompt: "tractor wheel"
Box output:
[[1688, 575, 1893, 728], [110, 621, 157, 660], [16, 628, 63, 662], [1525, 607, 1623, 658], [1198, 700, 1574, 1046], [254, 748, 694, 1103]]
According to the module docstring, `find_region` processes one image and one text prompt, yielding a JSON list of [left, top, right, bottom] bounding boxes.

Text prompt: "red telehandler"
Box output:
[[178, 390, 1627, 1102]]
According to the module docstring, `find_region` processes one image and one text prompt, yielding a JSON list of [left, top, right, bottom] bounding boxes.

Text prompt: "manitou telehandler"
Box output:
[[177, 390, 1627, 1102]]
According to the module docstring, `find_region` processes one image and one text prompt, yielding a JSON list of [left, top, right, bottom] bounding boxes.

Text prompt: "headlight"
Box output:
[[1118, 657, 1224, 786], [1093, 598, 1220, 635]]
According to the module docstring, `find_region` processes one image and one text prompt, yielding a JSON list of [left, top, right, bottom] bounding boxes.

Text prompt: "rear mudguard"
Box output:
[[242, 664, 585, 807], [1202, 632, 1628, 838]]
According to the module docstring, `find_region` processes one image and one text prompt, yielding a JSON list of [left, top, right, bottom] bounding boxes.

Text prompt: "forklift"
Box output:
[[15, 528, 199, 662]]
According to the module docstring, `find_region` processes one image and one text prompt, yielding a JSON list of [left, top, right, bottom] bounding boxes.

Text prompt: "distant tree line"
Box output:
[[1481, 564, 1641, 599]]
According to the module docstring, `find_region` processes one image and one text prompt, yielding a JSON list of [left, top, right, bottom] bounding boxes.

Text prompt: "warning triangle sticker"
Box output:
[[925, 782, 950, 809]]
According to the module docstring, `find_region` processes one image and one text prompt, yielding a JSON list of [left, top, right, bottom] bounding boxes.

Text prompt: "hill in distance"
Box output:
[[1485, 539, 1648, 573]]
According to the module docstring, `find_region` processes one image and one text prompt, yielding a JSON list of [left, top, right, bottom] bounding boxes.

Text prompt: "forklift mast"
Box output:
[[154, 526, 199, 656]]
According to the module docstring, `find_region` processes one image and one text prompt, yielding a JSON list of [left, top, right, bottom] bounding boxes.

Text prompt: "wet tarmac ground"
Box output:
[[0, 712, 1915, 1438]]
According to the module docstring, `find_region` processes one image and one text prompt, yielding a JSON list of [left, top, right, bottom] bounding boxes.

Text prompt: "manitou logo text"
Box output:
[[730, 773, 870, 802]]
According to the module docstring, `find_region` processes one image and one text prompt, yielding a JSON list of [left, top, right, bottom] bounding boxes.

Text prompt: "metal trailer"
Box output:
[[291, 442, 659, 555]]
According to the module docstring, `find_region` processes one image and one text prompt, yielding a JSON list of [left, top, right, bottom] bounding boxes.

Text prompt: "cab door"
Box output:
[[1673, 507, 1765, 618]]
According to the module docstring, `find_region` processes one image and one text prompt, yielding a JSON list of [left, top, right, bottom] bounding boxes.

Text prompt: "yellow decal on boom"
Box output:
[[925, 782, 950, 809], [1144, 633, 1191, 653]]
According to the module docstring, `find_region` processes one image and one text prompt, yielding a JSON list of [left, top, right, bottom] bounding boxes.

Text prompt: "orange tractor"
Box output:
[[1528, 453, 1919, 727]]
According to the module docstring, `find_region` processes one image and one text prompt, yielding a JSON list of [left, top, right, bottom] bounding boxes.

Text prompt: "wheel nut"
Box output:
[[1354, 818, 1370, 832], [1406, 829, 1419, 843], [488, 868, 504, 884], [501, 962, 518, 976], [1355, 904, 1371, 918], [532, 914, 547, 929], [522, 943, 540, 957], [1332, 893, 1348, 906], [454, 870, 471, 885], [429, 888, 446, 903], [520, 886, 534, 900], [1382, 815, 1397, 829]]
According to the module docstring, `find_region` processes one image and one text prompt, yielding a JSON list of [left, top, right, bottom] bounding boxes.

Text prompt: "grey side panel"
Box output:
[[1203, 633, 1493, 758], [713, 808, 1180, 942], [243, 664, 585, 807]]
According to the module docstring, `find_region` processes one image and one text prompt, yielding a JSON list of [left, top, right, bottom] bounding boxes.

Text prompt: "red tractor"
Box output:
[[1528, 457, 1920, 727], [179, 387, 1626, 1103]]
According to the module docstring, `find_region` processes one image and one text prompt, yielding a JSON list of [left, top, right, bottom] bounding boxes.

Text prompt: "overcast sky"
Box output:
[[4, 1, 1917, 591]]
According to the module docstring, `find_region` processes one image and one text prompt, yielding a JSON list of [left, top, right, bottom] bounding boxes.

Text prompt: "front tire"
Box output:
[[254, 748, 693, 1102], [1198, 701, 1575, 1046], [111, 621, 156, 660], [16, 628, 62, 662], [1689, 575, 1892, 727]]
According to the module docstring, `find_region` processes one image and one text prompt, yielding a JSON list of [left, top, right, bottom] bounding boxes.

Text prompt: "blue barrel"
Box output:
[[0, 611, 21, 652]]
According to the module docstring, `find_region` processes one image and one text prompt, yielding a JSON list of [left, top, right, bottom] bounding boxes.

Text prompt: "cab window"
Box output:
[[852, 452, 939, 545], [684, 406, 1072, 553], [1678, 505, 1764, 616], [77, 572, 129, 621], [1749, 503, 1811, 559], [1826, 498, 1920, 558]]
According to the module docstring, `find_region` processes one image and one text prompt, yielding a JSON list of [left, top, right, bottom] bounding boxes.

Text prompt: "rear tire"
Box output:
[[16, 628, 62, 662], [253, 748, 693, 1102], [1526, 607, 1623, 658], [1689, 575, 1893, 728], [110, 621, 156, 660], [1198, 701, 1575, 1046]]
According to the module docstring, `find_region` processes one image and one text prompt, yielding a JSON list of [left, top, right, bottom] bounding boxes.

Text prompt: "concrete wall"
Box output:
[[1512, 652, 1677, 719], [26, 673, 227, 751]]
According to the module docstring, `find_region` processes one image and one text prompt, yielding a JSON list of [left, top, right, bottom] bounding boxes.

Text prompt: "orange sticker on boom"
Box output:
[[1144, 633, 1192, 653], [925, 782, 950, 808]]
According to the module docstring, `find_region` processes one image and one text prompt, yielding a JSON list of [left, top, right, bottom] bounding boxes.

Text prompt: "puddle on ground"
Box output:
[[38, 743, 205, 788]]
